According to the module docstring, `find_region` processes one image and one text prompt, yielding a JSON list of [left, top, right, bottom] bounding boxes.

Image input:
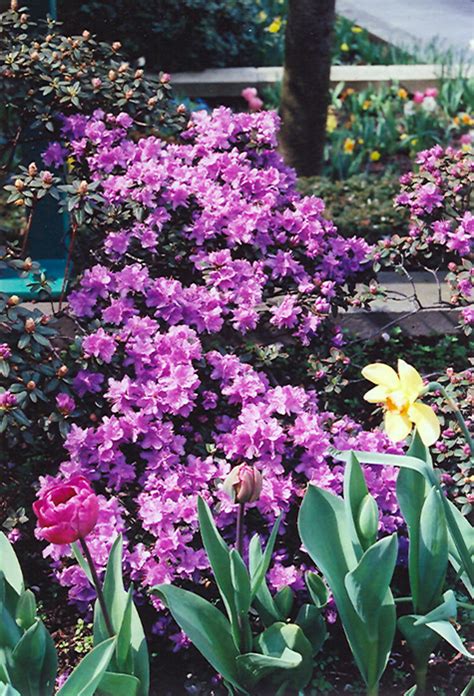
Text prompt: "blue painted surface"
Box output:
[[0, 259, 66, 299]]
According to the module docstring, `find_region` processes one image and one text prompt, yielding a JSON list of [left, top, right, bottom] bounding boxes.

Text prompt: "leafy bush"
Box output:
[[298, 172, 407, 244], [58, 0, 259, 72]]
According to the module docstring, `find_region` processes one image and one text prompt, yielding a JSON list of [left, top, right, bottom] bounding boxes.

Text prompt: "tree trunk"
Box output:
[[279, 0, 336, 177]]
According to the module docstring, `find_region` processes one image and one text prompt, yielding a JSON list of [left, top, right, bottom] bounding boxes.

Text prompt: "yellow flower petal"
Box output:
[[408, 402, 440, 446], [363, 385, 390, 403], [362, 363, 400, 389], [384, 410, 412, 442], [397, 359, 424, 401]]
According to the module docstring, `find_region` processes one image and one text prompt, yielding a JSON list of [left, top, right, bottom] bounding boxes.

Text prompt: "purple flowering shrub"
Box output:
[[373, 145, 473, 331], [27, 107, 409, 646]]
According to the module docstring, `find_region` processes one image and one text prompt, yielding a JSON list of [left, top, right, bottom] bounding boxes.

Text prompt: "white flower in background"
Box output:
[[421, 96, 437, 113], [404, 101, 416, 117]]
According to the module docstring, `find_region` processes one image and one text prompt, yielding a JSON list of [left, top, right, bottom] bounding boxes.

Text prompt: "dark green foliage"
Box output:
[[58, 0, 258, 72]]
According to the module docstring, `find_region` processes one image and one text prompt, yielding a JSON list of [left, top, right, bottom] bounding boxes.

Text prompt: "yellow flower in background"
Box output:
[[351, 26, 363, 33], [400, 133, 408, 141], [66, 156, 76, 172], [461, 113, 474, 126], [326, 111, 338, 133], [362, 359, 440, 446], [370, 150, 381, 161], [267, 16, 282, 33], [357, 137, 364, 144], [362, 99, 371, 110], [398, 88, 408, 100], [412, 138, 418, 146], [453, 116, 460, 126], [258, 10, 267, 21], [343, 137, 355, 154], [340, 42, 350, 52]]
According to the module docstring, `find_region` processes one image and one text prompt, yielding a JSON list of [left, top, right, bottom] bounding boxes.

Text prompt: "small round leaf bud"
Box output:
[[222, 464, 263, 505]]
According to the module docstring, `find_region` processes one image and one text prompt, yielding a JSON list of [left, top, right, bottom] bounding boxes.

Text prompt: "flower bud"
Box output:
[[91, 77, 102, 89], [24, 318, 36, 333], [82, 30, 91, 40], [19, 13, 28, 23], [57, 365, 68, 378], [14, 198, 24, 207], [22, 258, 33, 271], [357, 494, 379, 548], [223, 464, 263, 504], [11, 0, 18, 10], [14, 178, 24, 191], [147, 96, 158, 108], [160, 72, 171, 84], [7, 295, 20, 306], [28, 162, 38, 177], [118, 61, 129, 73], [42, 171, 53, 186], [134, 69, 143, 79], [112, 41, 122, 52], [108, 70, 117, 82], [125, 89, 134, 100], [30, 50, 39, 61], [26, 380, 36, 391], [176, 103, 187, 114], [77, 180, 88, 196]]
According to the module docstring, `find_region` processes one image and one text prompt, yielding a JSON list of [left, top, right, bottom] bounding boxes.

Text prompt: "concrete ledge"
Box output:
[[171, 64, 472, 98], [339, 308, 460, 339]]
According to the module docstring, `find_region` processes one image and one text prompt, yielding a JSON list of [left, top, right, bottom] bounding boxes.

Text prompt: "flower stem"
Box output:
[[235, 502, 245, 557], [79, 536, 114, 637], [426, 381, 474, 456]]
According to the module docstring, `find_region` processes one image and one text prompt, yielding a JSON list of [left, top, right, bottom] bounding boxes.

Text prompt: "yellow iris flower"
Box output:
[[362, 359, 440, 446]]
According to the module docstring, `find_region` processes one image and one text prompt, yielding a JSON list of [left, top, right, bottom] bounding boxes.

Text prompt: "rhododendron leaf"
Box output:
[[96, 671, 140, 696], [58, 637, 116, 696], [0, 532, 24, 598], [344, 534, 398, 640], [249, 514, 282, 600], [152, 585, 242, 691], [9, 620, 57, 696], [417, 488, 448, 614]]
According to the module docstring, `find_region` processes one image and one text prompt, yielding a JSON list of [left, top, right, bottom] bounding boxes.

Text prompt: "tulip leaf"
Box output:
[[345, 534, 398, 639], [197, 497, 239, 641], [274, 586, 294, 619], [445, 500, 474, 597], [425, 620, 474, 660], [236, 649, 302, 689], [93, 536, 149, 696], [256, 622, 314, 690], [0, 532, 24, 598], [295, 603, 327, 656], [414, 590, 457, 626], [71, 542, 94, 585], [460, 677, 474, 695], [249, 514, 282, 599], [15, 590, 37, 631], [249, 536, 281, 624], [404, 686, 417, 696], [57, 636, 116, 696], [230, 550, 251, 616], [398, 615, 440, 671], [10, 620, 57, 696], [343, 452, 370, 557], [417, 488, 448, 614], [97, 671, 140, 696], [305, 572, 329, 609], [0, 684, 21, 696], [152, 584, 242, 691]]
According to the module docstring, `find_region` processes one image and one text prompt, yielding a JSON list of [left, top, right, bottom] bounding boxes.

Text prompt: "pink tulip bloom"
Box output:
[[223, 464, 263, 504], [241, 87, 263, 112], [33, 475, 99, 544], [424, 87, 438, 98], [413, 91, 425, 104]]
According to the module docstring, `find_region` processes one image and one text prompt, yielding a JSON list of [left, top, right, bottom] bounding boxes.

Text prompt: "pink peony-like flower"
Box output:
[[222, 464, 263, 504], [33, 475, 99, 544]]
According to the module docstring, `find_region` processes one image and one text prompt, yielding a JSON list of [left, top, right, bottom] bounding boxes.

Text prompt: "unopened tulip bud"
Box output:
[[223, 464, 263, 504], [28, 162, 38, 177], [357, 494, 379, 548]]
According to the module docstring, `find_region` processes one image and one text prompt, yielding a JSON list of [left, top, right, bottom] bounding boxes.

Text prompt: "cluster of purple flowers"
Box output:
[[394, 145, 473, 323], [38, 107, 405, 645]]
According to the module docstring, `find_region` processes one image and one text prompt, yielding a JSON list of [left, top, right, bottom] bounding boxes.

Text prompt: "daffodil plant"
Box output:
[[301, 360, 473, 695], [152, 497, 327, 695]]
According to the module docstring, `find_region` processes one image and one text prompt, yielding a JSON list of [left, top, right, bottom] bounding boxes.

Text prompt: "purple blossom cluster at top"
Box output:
[[394, 145, 473, 318], [38, 107, 406, 646]]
